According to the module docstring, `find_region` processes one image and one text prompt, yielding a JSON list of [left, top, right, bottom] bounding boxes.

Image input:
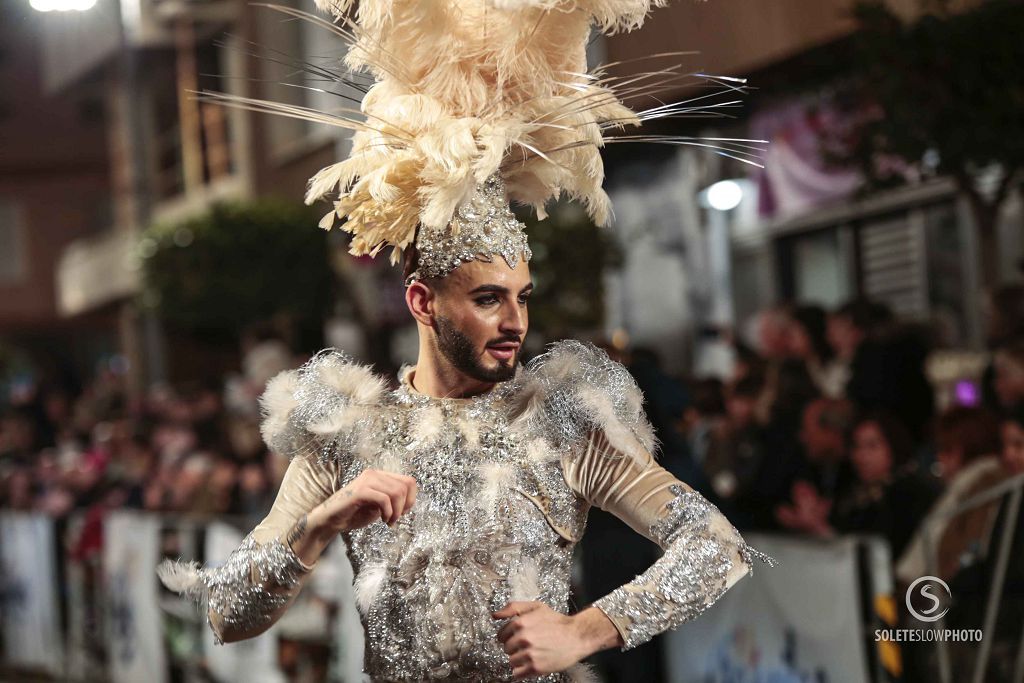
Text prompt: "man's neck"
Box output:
[[411, 346, 496, 399]]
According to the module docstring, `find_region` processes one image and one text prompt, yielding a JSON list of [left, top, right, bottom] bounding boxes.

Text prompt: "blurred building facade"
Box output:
[[4, 0, 1022, 391], [601, 0, 1023, 372], [9, 0, 351, 393], [0, 6, 114, 394]]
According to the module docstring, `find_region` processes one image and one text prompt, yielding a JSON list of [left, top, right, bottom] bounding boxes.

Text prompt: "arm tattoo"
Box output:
[[286, 513, 308, 548]]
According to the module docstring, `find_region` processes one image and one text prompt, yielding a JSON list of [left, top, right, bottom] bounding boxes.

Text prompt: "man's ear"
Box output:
[[406, 281, 436, 327]]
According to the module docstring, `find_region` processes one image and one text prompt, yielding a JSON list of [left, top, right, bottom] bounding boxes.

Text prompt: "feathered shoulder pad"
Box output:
[[259, 349, 389, 462], [513, 340, 657, 461]]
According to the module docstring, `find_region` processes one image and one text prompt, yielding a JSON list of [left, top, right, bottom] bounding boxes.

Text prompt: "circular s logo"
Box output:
[[906, 575, 951, 622]]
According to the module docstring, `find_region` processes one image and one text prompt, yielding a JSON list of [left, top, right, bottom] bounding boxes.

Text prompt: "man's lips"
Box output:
[[486, 341, 520, 361]]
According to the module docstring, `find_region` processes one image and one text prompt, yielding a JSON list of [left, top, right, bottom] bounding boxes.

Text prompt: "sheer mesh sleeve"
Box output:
[[564, 431, 775, 651], [158, 350, 381, 643], [159, 454, 343, 643]]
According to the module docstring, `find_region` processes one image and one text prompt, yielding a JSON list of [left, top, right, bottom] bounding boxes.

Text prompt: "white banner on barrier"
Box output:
[[315, 539, 364, 682], [103, 512, 168, 683], [0, 512, 64, 675], [666, 534, 870, 683], [203, 522, 286, 683]]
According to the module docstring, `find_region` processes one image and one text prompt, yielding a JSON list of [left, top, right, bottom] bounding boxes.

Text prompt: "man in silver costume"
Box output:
[[157, 0, 777, 678], [158, 175, 774, 681]]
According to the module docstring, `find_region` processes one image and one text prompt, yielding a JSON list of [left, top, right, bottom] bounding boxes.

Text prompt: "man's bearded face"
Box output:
[[431, 259, 532, 383]]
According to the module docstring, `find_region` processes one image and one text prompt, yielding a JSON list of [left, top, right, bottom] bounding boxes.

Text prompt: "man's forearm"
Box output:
[[572, 606, 624, 657], [285, 507, 338, 568]]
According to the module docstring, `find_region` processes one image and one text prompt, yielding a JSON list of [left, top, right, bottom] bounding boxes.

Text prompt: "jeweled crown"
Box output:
[[406, 176, 532, 284]]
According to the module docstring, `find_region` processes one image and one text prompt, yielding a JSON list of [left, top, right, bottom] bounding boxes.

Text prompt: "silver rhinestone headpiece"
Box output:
[[406, 175, 532, 285]]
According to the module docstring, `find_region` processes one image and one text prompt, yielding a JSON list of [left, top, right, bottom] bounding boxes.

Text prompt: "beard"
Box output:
[[435, 315, 519, 383]]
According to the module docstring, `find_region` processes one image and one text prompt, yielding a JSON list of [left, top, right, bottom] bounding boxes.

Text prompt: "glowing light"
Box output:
[[705, 179, 744, 212], [30, 0, 96, 11]]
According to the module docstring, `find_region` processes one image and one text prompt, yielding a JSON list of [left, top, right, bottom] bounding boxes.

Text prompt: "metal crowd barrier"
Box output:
[[922, 471, 1024, 683], [0, 510, 362, 683]]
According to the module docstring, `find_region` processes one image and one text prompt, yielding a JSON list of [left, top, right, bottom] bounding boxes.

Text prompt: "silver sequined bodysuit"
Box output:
[[159, 341, 774, 682]]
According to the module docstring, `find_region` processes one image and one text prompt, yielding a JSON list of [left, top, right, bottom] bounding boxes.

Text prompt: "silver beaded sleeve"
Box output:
[[545, 343, 777, 651], [158, 350, 364, 643], [207, 535, 310, 640], [157, 450, 343, 643], [590, 483, 776, 650]]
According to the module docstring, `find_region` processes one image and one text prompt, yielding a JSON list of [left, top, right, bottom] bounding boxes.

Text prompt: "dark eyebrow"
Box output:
[[468, 282, 534, 296]]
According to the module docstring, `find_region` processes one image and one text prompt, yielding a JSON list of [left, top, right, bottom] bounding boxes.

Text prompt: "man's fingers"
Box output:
[[502, 634, 529, 654], [493, 601, 540, 618], [362, 489, 393, 524], [403, 475, 418, 513], [511, 663, 536, 680], [369, 471, 418, 521], [365, 474, 410, 525], [509, 649, 534, 667], [496, 618, 521, 642]]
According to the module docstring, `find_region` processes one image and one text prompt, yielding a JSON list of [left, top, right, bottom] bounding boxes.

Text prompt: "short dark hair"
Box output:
[[402, 242, 446, 291], [835, 298, 891, 334], [1004, 402, 1024, 430], [731, 374, 764, 400], [814, 398, 855, 435], [936, 406, 1001, 463], [853, 412, 916, 469], [791, 305, 832, 362]]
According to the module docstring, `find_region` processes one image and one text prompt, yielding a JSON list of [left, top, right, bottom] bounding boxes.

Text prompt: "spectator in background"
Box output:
[[897, 407, 1004, 584], [786, 305, 834, 394], [627, 347, 695, 482], [775, 398, 858, 537], [0, 406, 39, 466], [1002, 404, 1024, 474], [982, 284, 1024, 413], [822, 299, 879, 399], [846, 313, 934, 443], [796, 397, 856, 501], [680, 378, 726, 470], [993, 342, 1024, 413], [703, 374, 768, 526], [777, 414, 940, 559], [991, 404, 1024, 676], [748, 304, 793, 362]]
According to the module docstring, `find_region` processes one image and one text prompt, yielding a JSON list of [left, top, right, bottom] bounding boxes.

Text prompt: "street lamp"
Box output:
[[702, 179, 745, 212], [30, 0, 96, 10], [693, 178, 747, 379]]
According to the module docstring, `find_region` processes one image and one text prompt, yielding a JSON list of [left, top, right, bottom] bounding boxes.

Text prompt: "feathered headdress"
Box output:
[[203, 0, 766, 280]]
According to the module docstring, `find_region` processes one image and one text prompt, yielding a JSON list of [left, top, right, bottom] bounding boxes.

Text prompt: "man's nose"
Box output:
[[500, 302, 526, 336]]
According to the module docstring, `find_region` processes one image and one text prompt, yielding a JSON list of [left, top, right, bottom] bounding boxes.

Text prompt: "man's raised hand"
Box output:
[[306, 469, 418, 542]]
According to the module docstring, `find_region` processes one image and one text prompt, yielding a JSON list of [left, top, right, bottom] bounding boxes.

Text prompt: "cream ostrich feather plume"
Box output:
[[201, 0, 765, 264]]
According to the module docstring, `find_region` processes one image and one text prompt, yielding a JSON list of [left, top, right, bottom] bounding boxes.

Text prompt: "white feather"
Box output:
[[259, 370, 300, 444], [156, 559, 207, 599], [309, 405, 366, 437], [411, 405, 445, 444], [566, 662, 601, 683], [458, 417, 480, 450], [578, 384, 646, 464], [354, 561, 388, 615], [318, 362, 387, 405], [509, 558, 540, 600], [525, 437, 552, 464], [477, 461, 516, 513]]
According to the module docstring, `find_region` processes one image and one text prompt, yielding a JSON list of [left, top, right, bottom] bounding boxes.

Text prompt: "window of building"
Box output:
[[0, 202, 26, 285], [774, 196, 979, 347], [257, 0, 352, 160]]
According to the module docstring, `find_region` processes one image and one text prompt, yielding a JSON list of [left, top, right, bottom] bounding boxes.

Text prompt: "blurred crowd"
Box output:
[[2, 287, 1024, 669], [587, 283, 1024, 681], [0, 327, 306, 527], [651, 286, 1024, 585]]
